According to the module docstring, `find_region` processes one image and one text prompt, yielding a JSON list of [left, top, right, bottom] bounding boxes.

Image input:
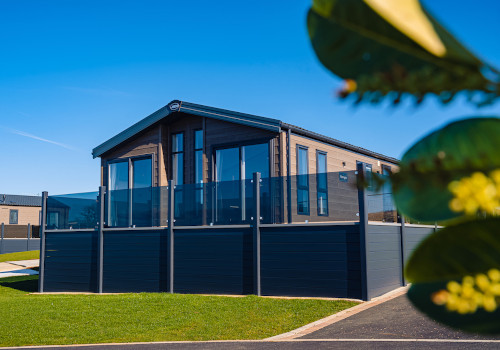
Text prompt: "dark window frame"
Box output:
[[316, 150, 328, 216], [296, 144, 310, 216], [9, 209, 18, 224]]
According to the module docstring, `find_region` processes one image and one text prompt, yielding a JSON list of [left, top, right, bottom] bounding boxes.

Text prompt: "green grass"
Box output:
[[0, 275, 358, 347], [0, 250, 39, 263]]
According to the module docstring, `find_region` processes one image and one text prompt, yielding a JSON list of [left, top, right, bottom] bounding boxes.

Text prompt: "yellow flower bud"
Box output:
[[446, 294, 459, 311], [483, 295, 497, 312], [488, 269, 500, 282], [461, 284, 475, 298], [431, 290, 449, 306], [476, 274, 490, 292], [489, 283, 500, 296], [447, 281, 461, 294], [462, 276, 475, 287]]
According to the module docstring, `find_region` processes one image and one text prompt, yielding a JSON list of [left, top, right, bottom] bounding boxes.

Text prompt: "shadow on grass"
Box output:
[[0, 275, 38, 293]]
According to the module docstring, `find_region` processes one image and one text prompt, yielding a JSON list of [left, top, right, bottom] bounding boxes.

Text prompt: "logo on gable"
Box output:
[[169, 103, 180, 111]]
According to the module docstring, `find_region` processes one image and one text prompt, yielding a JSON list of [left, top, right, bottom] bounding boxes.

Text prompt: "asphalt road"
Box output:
[[301, 294, 500, 341], [7, 295, 500, 350]]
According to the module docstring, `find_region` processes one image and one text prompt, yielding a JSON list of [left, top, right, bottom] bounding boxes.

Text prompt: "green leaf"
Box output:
[[406, 218, 500, 283], [307, 0, 500, 105], [392, 117, 500, 223], [405, 218, 500, 334], [407, 282, 500, 334]]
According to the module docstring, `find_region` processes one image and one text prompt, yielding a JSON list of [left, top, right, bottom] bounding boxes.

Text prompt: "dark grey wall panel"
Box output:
[[0, 238, 40, 254], [174, 229, 253, 295], [261, 225, 361, 298], [103, 230, 168, 293], [366, 224, 402, 299], [44, 232, 97, 292], [404, 226, 434, 264]]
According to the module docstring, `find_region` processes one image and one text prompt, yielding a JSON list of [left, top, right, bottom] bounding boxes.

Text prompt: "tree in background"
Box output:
[[307, 0, 500, 333]]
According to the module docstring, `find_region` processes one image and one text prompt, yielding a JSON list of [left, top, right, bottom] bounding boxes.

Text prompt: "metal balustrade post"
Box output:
[[168, 180, 175, 293], [400, 215, 407, 286], [357, 163, 369, 301], [253, 172, 261, 296], [27, 223, 31, 251], [39, 192, 48, 293], [0, 223, 4, 254], [97, 187, 105, 293]]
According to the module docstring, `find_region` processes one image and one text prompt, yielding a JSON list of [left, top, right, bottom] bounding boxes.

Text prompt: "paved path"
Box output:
[[0, 259, 39, 278], [301, 294, 500, 341]]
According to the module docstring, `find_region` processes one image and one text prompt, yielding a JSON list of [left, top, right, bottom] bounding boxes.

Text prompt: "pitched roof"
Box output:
[[92, 100, 399, 164], [0, 194, 42, 207]]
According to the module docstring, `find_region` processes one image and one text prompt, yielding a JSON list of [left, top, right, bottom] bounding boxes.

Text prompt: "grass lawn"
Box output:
[[0, 275, 358, 347], [0, 250, 39, 263]]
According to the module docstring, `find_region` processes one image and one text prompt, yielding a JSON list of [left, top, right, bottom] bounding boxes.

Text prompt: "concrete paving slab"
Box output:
[[6, 259, 39, 268], [0, 268, 38, 278], [0, 262, 25, 272]]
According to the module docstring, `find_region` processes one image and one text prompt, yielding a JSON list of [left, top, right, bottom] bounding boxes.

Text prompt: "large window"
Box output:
[[297, 145, 309, 215], [214, 142, 270, 223], [9, 209, 18, 224], [108, 160, 129, 227], [108, 156, 152, 227], [132, 157, 153, 227], [316, 151, 328, 216]]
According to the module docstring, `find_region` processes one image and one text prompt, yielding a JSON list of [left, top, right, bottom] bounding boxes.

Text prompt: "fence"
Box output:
[[38, 165, 437, 300], [0, 223, 40, 254]]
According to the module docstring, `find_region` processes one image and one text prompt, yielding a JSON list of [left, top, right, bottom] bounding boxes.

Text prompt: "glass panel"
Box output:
[[172, 153, 184, 185], [298, 147, 308, 175], [132, 158, 152, 227], [216, 147, 241, 223], [194, 130, 203, 150], [46, 192, 99, 229], [297, 187, 309, 215], [109, 161, 129, 227], [367, 174, 398, 223], [172, 133, 183, 152], [242, 143, 270, 222]]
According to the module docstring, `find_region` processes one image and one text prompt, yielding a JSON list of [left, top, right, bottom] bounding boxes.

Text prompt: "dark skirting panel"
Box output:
[[103, 230, 168, 293], [174, 228, 253, 295], [260, 225, 361, 298], [44, 232, 97, 292]]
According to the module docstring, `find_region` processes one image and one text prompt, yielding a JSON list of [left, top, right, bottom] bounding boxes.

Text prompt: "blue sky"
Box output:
[[1, 0, 499, 195]]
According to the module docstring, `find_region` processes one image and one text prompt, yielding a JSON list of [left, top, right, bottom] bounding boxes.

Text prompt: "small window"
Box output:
[[297, 145, 309, 215], [9, 209, 18, 224], [172, 133, 184, 185], [316, 151, 328, 216]]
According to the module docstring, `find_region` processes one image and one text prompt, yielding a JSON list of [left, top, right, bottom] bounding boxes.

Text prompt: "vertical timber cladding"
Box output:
[[174, 228, 253, 295], [44, 232, 98, 292], [260, 224, 362, 298], [100, 125, 161, 187], [103, 230, 168, 293], [365, 223, 403, 299]]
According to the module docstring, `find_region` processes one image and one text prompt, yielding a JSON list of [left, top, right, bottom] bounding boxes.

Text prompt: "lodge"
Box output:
[[92, 100, 398, 226], [39, 100, 434, 300]]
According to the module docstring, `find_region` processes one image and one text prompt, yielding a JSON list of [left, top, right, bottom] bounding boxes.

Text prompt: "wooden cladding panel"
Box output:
[[289, 134, 397, 175]]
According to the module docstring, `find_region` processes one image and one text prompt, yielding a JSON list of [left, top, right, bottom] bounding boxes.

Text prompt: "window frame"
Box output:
[[316, 150, 329, 216], [296, 144, 310, 216], [9, 209, 18, 224]]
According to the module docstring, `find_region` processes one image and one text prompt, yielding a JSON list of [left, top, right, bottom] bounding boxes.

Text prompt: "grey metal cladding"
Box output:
[[43, 232, 98, 292], [260, 225, 361, 299], [174, 229, 253, 295], [103, 230, 168, 293]]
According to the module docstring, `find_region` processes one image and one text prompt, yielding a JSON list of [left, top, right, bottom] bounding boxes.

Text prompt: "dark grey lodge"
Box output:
[[39, 100, 435, 300]]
